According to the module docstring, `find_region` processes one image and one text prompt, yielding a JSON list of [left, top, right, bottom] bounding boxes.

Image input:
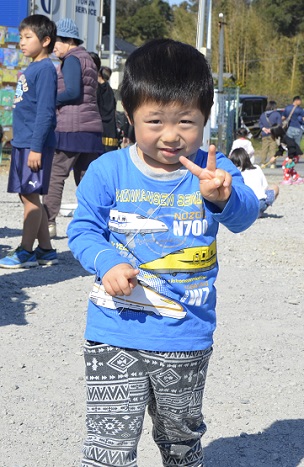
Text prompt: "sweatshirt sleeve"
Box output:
[[30, 63, 57, 152], [56, 56, 82, 106], [67, 159, 131, 277]]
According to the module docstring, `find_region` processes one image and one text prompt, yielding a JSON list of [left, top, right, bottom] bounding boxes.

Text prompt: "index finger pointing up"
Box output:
[[206, 144, 217, 172]]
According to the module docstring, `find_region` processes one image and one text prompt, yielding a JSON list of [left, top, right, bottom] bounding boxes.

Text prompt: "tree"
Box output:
[[210, 0, 304, 102], [116, 0, 173, 45], [113, 0, 304, 101], [169, 2, 197, 45], [103, 0, 151, 36], [252, 0, 304, 37]]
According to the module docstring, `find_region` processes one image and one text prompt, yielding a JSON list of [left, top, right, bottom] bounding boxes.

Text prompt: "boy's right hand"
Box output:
[[27, 150, 42, 171], [102, 263, 139, 296], [180, 145, 232, 209]]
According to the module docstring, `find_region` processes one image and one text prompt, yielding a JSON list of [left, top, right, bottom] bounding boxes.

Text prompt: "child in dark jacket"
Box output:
[[97, 66, 119, 152]]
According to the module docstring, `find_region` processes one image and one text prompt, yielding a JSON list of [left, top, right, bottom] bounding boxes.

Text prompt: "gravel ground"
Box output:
[[0, 155, 303, 467]]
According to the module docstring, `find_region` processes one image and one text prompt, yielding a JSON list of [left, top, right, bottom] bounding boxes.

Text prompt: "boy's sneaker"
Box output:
[[35, 246, 58, 265], [0, 246, 38, 269]]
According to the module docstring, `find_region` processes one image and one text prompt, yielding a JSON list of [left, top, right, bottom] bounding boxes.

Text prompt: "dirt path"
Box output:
[[0, 158, 303, 467]]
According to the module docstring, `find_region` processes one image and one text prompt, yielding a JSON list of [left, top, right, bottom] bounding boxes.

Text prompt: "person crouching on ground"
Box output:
[[270, 125, 304, 185]]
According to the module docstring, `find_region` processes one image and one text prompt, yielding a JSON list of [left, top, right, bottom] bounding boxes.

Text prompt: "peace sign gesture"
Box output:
[[179, 145, 232, 208]]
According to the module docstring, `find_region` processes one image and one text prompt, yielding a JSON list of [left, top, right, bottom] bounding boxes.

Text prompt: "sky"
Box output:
[[166, 0, 185, 5]]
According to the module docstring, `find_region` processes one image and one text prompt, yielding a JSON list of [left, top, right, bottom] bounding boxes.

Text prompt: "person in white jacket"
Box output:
[[229, 127, 255, 164], [229, 147, 279, 217]]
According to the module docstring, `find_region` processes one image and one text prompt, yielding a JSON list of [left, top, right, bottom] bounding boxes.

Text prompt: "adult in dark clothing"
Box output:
[[259, 101, 282, 168], [43, 19, 103, 238], [96, 66, 119, 152], [116, 111, 136, 148], [283, 95, 304, 147], [271, 125, 303, 160], [270, 125, 303, 184]]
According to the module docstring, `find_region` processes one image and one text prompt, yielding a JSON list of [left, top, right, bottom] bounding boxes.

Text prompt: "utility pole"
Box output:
[[97, 0, 105, 59], [196, 0, 212, 150], [217, 13, 225, 152], [196, 0, 206, 51], [109, 0, 116, 70]]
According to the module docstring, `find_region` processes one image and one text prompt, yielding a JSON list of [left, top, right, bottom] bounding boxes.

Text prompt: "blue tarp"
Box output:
[[1, 1, 29, 28]]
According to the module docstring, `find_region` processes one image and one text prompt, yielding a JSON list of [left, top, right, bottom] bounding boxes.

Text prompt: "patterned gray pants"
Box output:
[[82, 343, 213, 467]]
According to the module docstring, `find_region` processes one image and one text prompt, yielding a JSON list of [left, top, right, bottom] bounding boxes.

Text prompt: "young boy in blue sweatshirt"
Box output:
[[0, 15, 58, 268], [68, 39, 259, 467]]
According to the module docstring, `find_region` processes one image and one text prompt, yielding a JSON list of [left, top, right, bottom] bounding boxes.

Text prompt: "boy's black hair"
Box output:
[[120, 39, 214, 122], [236, 127, 249, 138], [266, 101, 277, 111], [100, 66, 112, 81], [89, 52, 101, 72], [89, 52, 101, 71], [229, 148, 256, 171], [19, 14, 57, 54]]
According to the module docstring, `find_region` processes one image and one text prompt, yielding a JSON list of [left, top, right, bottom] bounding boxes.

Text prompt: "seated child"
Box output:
[[229, 127, 255, 164], [270, 125, 304, 184], [229, 147, 279, 216]]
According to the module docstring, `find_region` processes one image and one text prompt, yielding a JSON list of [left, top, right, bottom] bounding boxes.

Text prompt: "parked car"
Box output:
[[210, 92, 268, 137], [239, 95, 268, 137]]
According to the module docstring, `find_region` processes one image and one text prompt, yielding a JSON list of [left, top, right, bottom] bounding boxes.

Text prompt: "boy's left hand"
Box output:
[[180, 144, 232, 208], [28, 151, 42, 171]]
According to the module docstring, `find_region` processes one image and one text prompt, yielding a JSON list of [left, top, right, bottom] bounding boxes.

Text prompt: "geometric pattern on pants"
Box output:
[[82, 342, 213, 467]]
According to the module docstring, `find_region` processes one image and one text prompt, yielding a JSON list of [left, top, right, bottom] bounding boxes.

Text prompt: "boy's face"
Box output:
[[132, 101, 205, 172], [19, 28, 49, 61]]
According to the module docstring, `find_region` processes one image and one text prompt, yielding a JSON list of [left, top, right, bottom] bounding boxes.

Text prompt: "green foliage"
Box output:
[[211, 0, 304, 102], [252, 0, 304, 37], [104, 0, 152, 36], [112, 0, 304, 101], [169, 4, 197, 45], [115, 0, 173, 45]]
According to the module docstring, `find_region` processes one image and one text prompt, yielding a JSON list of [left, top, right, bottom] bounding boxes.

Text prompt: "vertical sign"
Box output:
[[33, 0, 103, 52]]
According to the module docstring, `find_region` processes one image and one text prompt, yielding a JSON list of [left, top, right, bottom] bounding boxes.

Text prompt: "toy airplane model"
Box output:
[[89, 279, 186, 319]]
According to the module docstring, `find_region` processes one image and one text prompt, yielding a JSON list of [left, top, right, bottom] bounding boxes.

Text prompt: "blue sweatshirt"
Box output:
[[12, 58, 57, 152], [68, 145, 259, 352], [259, 110, 282, 137], [283, 105, 304, 129]]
